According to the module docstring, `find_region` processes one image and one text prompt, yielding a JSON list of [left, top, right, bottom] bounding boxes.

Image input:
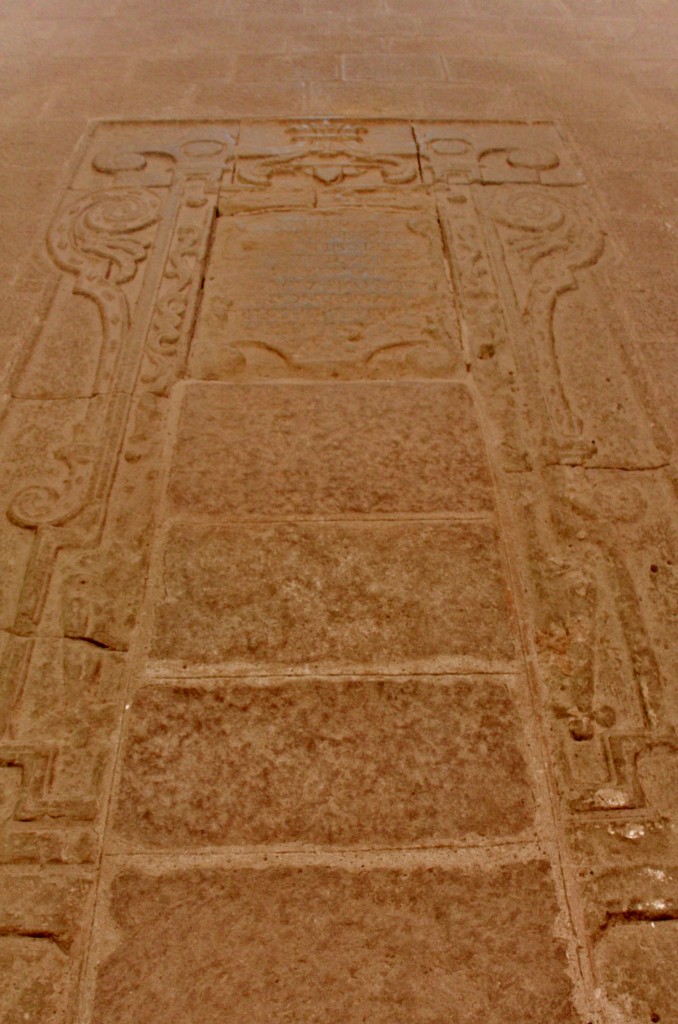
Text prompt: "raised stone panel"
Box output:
[[113, 676, 534, 849], [168, 381, 494, 518], [71, 121, 238, 191], [90, 861, 577, 1024], [150, 520, 516, 674], [189, 202, 460, 379]]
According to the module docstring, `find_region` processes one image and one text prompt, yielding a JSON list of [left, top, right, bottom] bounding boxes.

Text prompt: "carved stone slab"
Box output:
[[90, 860, 577, 1024], [1, 118, 675, 1024], [150, 520, 516, 675]]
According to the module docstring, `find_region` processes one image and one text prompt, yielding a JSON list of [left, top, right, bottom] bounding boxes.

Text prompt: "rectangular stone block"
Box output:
[[113, 676, 533, 849], [168, 381, 494, 518], [91, 861, 577, 1024], [188, 203, 460, 379], [151, 521, 516, 673], [595, 919, 677, 1024]]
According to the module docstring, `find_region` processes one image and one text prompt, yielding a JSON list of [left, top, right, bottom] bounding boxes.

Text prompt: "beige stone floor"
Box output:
[[1, 2, 678, 1023]]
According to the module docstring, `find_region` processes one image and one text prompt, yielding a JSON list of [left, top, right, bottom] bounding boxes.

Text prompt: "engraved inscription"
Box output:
[[190, 204, 460, 379]]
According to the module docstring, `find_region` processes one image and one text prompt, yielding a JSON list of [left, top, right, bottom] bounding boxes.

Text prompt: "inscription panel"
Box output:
[[189, 204, 460, 379]]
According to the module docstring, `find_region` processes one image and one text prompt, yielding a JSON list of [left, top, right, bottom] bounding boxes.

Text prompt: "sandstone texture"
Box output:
[[168, 381, 494, 517], [113, 676, 533, 848], [1, 5, 678, 1022], [151, 520, 515, 673], [92, 861, 576, 1024], [190, 204, 459, 378]]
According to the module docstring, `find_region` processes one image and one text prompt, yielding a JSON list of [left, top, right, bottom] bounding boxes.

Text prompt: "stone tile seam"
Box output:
[[96, 839, 556, 871]]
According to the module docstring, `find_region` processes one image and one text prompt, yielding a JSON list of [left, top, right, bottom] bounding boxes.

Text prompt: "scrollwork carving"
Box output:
[[90, 132, 234, 187], [7, 440, 99, 529], [238, 120, 417, 187], [490, 188, 605, 461], [48, 186, 161, 286], [140, 226, 202, 394], [0, 127, 230, 870]]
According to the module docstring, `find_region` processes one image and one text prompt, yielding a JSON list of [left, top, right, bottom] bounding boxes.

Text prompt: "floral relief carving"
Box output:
[[0, 132, 227, 871]]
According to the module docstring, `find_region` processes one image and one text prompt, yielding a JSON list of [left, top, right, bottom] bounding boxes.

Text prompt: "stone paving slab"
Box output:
[[0, 396, 90, 630], [150, 520, 516, 674], [89, 860, 578, 1024], [112, 675, 534, 849], [168, 381, 494, 518]]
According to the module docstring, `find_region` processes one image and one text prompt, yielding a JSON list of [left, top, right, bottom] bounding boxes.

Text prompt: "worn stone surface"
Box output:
[[1, 34, 677, 1015], [168, 381, 494, 518], [151, 520, 515, 673], [595, 921, 678, 1024], [113, 676, 533, 848], [0, 937, 71, 1024], [189, 203, 460, 379], [91, 861, 577, 1024], [0, 872, 91, 1024], [0, 397, 90, 630]]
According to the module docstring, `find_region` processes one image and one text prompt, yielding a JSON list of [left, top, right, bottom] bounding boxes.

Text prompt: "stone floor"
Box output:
[[1, 4, 677, 1024]]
